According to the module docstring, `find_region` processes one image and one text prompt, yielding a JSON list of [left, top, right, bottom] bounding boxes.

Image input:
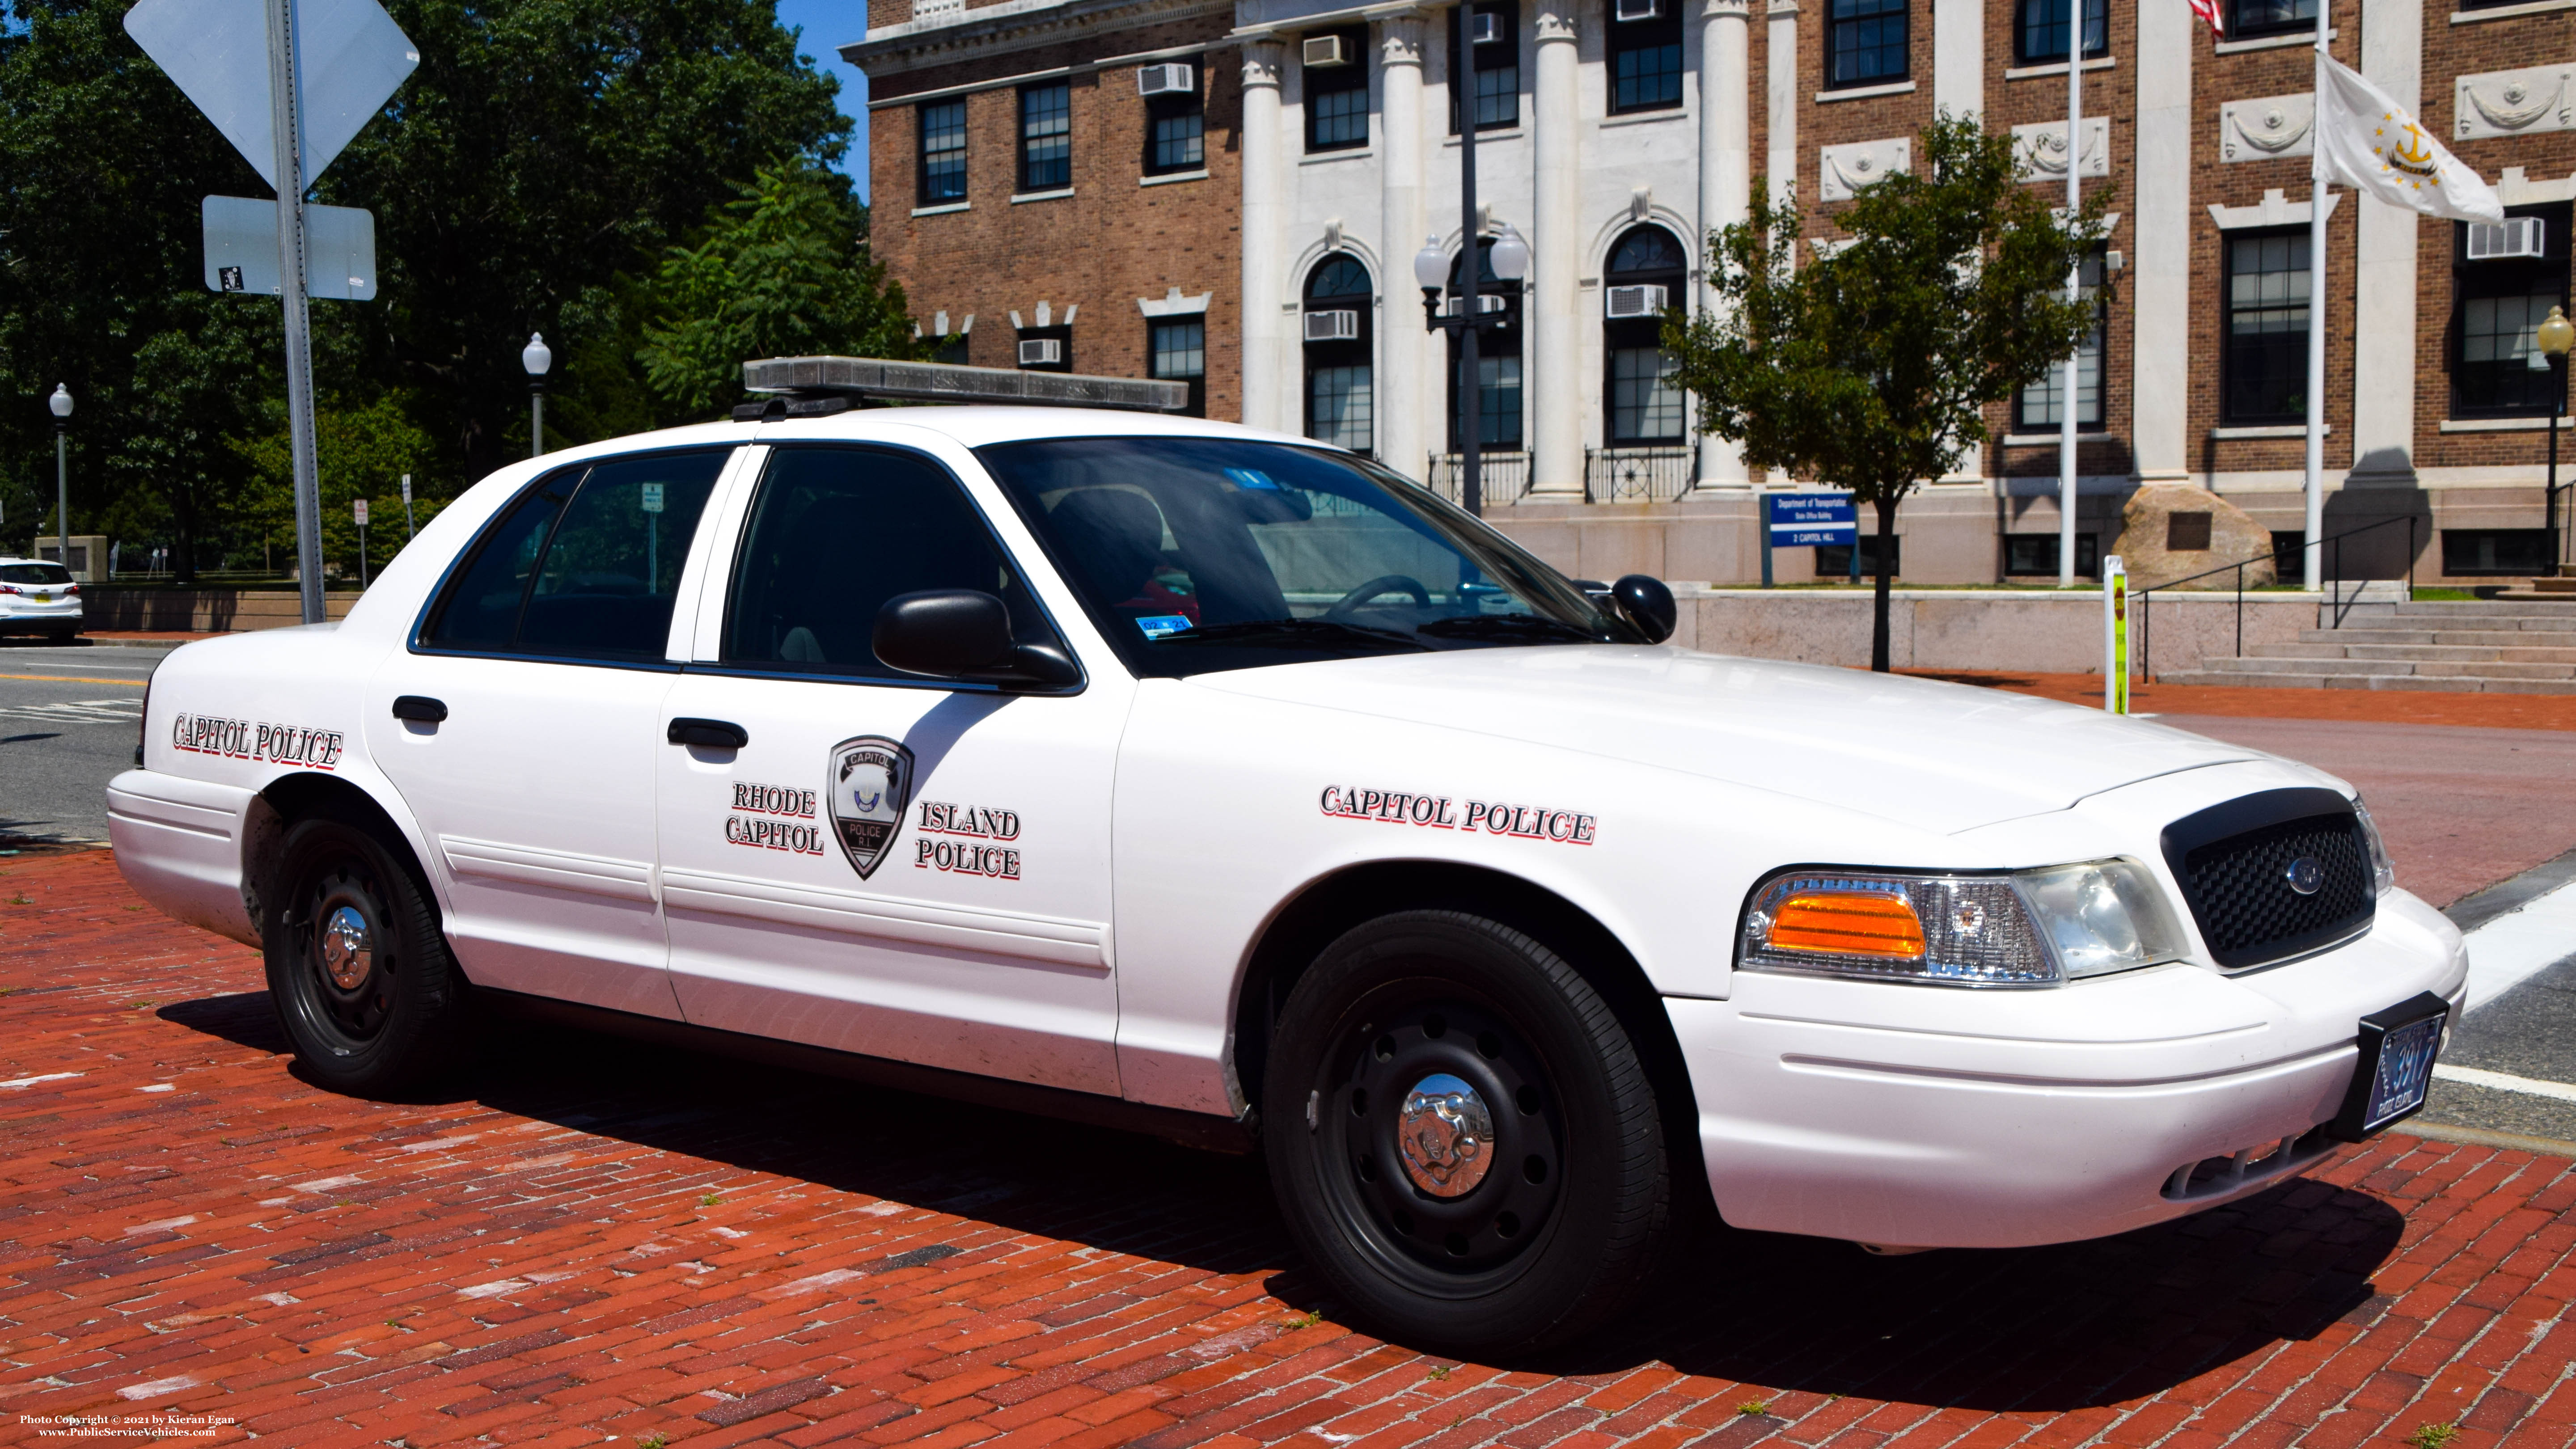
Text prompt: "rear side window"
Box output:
[[721, 446, 1053, 679], [423, 449, 728, 661]]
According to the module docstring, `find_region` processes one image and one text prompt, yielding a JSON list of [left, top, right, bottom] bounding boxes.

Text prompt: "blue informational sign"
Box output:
[[1766, 493, 1857, 547]]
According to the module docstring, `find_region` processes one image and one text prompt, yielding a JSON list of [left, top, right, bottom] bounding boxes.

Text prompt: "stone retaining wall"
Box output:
[[80, 587, 360, 632], [1667, 587, 2326, 675]]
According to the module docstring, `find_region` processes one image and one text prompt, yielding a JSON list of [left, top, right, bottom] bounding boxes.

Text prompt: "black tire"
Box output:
[[1262, 911, 1668, 1356], [264, 814, 468, 1095]]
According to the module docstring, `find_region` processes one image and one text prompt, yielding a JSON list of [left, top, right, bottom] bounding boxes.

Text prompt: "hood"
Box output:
[[1185, 646, 2267, 834]]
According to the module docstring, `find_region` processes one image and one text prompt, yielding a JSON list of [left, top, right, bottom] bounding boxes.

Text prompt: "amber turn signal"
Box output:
[[1766, 891, 1927, 959]]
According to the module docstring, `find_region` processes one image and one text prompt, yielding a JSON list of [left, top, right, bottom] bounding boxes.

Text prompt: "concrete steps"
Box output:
[[2161, 599, 2576, 693]]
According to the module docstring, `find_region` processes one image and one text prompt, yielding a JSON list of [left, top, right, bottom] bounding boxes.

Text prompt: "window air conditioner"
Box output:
[[1019, 338, 1062, 366], [1442, 294, 1509, 317], [2467, 216, 2544, 261], [1137, 63, 1195, 96], [1471, 9, 1504, 43], [1605, 284, 1669, 318], [1304, 309, 1361, 341], [1303, 34, 1347, 66], [1614, 0, 1661, 18]]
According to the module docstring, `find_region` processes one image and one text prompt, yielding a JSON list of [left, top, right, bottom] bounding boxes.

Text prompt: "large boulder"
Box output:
[[2109, 484, 2278, 591]]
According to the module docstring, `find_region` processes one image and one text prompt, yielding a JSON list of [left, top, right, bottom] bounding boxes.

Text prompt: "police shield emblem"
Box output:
[[827, 736, 914, 879]]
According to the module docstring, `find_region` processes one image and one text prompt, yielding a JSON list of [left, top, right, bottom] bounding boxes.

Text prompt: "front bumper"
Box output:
[[1671, 888, 2467, 1249], [108, 769, 259, 946]]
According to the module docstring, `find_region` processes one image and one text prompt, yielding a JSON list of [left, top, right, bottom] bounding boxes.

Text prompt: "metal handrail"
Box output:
[[2134, 514, 2419, 681]]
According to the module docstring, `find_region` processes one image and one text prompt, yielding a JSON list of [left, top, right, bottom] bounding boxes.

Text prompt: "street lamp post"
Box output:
[[48, 385, 72, 578], [2540, 305, 2574, 575], [1415, 220, 1529, 518], [523, 332, 552, 458]]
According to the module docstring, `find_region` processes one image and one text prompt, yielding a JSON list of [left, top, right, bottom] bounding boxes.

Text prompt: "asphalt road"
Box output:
[[0, 640, 166, 843]]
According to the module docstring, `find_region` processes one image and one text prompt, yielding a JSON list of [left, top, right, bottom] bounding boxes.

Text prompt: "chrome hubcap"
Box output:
[[1398, 1073, 1493, 1197], [320, 905, 372, 991]]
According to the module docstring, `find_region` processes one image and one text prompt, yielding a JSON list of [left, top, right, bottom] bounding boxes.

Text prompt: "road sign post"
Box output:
[[400, 473, 413, 540], [354, 496, 369, 588], [2102, 554, 2130, 714], [266, 0, 326, 624], [1762, 494, 1858, 589]]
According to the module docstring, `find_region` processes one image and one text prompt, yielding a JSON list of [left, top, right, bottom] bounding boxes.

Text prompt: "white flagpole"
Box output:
[[2303, 0, 2329, 591], [2057, 0, 2082, 588]]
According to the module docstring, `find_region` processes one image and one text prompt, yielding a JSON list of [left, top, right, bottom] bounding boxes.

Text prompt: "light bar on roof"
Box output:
[[739, 355, 1190, 413]]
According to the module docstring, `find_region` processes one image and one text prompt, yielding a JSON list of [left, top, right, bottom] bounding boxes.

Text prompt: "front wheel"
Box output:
[[1262, 911, 1669, 1356], [265, 815, 468, 1095]]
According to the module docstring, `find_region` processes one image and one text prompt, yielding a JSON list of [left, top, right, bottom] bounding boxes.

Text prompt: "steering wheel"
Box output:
[[1323, 575, 1432, 620]]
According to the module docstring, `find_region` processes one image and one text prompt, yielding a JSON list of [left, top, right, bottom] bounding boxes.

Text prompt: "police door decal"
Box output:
[[828, 735, 915, 879]]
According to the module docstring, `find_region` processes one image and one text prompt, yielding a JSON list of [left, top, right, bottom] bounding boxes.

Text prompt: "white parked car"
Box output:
[[0, 557, 83, 641], [110, 362, 2464, 1355]]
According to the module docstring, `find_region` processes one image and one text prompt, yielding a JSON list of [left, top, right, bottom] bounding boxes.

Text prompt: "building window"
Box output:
[[2223, 228, 2310, 425], [935, 333, 970, 366], [2227, 0, 2315, 38], [1602, 225, 1688, 444], [919, 100, 968, 205], [2016, 248, 2107, 431], [1608, 0, 1684, 113], [1445, 241, 1523, 451], [1817, 537, 1899, 577], [2444, 529, 2551, 575], [1449, 3, 1519, 132], [1304, 25, 1370, 152], [1827, 0, 1908, 89], [1305, 254, 1375, 454], [1018, 83, 1071, 192], [1149, 317, 1207, 417], [2014, 0, 2107, 65], [2003, 533, 2098, 579], [1017, 324, 1071, 372], [2453, 203, 2570, 418], [1144, 67, 1205, 175]]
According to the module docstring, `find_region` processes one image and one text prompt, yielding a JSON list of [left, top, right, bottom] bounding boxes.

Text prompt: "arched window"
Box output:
[[1602, 226, 1687, 447], [1304, 254, 1375, 455], [1445, 240, 1523, 451]]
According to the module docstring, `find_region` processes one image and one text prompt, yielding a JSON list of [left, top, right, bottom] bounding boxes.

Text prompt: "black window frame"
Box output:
[[1826, 0, 1909, 90], [1304, 253, 1377, 456], [1817, 535, 1899, 578], [2013, 0, 2108, 65], [2002, 532, 2100, 579], [1304, 24, 1371, 153], [1018, 81, 1073, 194], [2014, 246, 2109, 433], [1017, 323, 1073, 373], [2226, 0, 2316, 38], [1448, 2, 1521, 133], [1149, 316, 1209, 418], [1444, 241, 1525, 452], [2450, 202, 2571, 420], [918, 98, 969, 207], [1607, 0, 1684, 115], [2442, 528, 2553, 576], [1601, 225, 1689, 446], [1142, 63, 1206, 176], [2222, 225, 2312, 427]]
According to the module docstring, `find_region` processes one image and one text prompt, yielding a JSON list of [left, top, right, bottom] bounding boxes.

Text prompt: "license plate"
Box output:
[[2331, 991, 2451, 1141]]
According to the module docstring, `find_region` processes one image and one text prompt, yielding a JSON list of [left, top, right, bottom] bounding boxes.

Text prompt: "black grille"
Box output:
[[2162, 788, 2375, 969]]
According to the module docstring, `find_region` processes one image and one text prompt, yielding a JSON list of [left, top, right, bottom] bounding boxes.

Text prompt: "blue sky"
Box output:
[[774, 0, 874, 199]]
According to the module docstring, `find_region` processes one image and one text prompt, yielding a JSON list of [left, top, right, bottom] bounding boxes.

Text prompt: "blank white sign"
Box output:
[[203, 195, 376, 301]]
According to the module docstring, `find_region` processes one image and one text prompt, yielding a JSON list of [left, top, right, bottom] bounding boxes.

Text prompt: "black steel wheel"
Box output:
[[266, 814, 467, 1095], [1264, 911, 1668, 1356]]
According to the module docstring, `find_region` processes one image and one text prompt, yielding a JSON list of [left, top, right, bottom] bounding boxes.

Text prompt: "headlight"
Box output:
[[1738, 860, 2189, 988], [2350, 796, 2396, 898]]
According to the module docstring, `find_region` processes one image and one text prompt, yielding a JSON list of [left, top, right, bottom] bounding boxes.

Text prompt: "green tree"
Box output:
[[639, 162, 921, 419], [1666, 114, 2108, 671]]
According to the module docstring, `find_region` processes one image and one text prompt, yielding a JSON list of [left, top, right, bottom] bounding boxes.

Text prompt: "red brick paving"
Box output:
[[1900, 669, 2576, 732], [2, 849, 2573, 1447]]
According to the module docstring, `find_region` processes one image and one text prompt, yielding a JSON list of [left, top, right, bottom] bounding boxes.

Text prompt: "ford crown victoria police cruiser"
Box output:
[[110, 359, 2466, 1356]]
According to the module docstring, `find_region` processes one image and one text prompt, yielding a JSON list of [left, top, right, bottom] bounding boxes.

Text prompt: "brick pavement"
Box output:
[[3, 848, 2573, 1448]]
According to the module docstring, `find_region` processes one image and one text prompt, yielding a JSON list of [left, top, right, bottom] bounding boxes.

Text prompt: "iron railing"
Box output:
[[2135, 515, 2418, 680], [1423, 452, 1532, 505], [1583, 447, 1696, 503]]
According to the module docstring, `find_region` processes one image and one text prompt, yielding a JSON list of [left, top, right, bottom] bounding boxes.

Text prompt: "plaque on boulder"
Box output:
[[2109, 485, 2277, 590]]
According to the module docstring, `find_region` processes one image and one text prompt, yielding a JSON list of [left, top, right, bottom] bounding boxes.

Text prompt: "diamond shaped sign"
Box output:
[[124, 0, 419, 194]]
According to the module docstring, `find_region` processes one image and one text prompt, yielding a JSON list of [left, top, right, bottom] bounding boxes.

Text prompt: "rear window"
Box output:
[[0, 564, 72, 585]]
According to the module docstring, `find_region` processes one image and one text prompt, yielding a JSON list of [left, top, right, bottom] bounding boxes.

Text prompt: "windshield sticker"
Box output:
[[1224, 467, 1282, 491], [726, 782, 824, 856], [171, 713, 344, 770], [1321, 786, 1596, 845], [1136, 615, 1194, 639], [829, 736, 915, 879]]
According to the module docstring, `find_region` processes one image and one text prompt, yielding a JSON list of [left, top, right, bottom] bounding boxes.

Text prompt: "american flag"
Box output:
[[2188, 0, 2225, 34]]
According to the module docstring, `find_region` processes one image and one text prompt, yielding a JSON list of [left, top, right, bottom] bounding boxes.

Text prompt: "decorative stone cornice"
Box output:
[[2011, 117, 2110, 181], [2456, 65, 2576, 141], [1241, 38, 1284, 86], [1702, 0, 1753, 18], [1818, 138, 1908, 201], [843, 0, 1233, 79], [1379, 15, 1426, 65], [1532, 1, 1578, 42], [2218, 93, 2315, 162]]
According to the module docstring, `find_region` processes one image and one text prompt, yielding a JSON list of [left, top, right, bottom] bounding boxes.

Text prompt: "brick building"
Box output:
[[846, 0, 2576, 586]]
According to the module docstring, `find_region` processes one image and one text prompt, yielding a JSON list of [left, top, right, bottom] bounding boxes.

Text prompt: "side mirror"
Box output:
[[873, 590, 1082, 692], [1611, 574, 1676, 644]]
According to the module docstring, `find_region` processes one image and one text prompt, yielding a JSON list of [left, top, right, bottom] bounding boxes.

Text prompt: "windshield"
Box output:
[[0, 564, 71, 585], [974, 436, 1636, 677]]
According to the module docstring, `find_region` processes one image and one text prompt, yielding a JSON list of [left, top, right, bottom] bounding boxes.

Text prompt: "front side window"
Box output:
[[1305, 253, 1375, 455], [1019, 83, 1071, 192], [975, 436, 1637, 679], [423, 450, 727, 660], [1827, 0, 1908, 89], [1450, 3, 1520, 131], [2229, 0, 2314, 36], [919, 100, 968, 204], [1150, 317, 1208, 417], [2016, 248, 2107, 431], [1602, 225, 1688, 444], [1145, 68, 1205, 174], [1608, 0, 1684, 113], [1305, 25, 1370, 152], [2453, 203, 2570, 418], [2224, 228, 2310, 425], [722, 447, 1053, 679], [2014, 0, 2107, 64]]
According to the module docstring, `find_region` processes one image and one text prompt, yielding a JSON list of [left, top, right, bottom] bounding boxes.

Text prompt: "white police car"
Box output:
[[109, 358, 2466, 1355], [0, 557, 84, 641]]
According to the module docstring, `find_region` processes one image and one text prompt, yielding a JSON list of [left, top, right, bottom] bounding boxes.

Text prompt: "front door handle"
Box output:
[[391, 695, 448, 723], [667, 717, 749, 749]]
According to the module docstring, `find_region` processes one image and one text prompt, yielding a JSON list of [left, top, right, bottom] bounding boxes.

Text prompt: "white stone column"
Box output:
[[2131, 0, 2191, 482], [1697, 0, 1752, 486], [1764, 0, 1796, 213], [1932, 0, 1984, 484], [2352, 0, 2423, 482], [1379, 16, 1429, 480], [1239, 41, 1287, 431], [1529, 0, 1584, 495]]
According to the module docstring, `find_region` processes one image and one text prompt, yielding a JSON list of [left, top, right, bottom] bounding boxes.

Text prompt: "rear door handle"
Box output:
[[391, 695, 448, 723], [667, 717, 749, 749]]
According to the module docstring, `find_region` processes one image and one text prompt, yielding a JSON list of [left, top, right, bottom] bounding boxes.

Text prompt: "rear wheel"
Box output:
[[1262, 911, 1668, 1356], [265, 815, 468, 1094]]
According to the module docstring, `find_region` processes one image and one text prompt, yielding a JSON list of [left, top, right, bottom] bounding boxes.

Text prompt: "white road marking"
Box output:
[[2458, 877, 2576, 1013], [0, 1072, 82, 1089], [2432, 1064, 2576, 1103], [0, 697, 143, 725]]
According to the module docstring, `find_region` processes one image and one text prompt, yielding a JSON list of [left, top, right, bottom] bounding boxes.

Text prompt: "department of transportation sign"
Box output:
[[1766, 493, 1857, 548]]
